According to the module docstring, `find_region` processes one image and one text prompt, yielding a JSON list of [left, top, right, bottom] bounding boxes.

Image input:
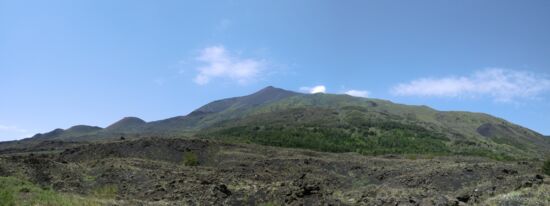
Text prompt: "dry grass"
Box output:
[[483, 183, 550, 206]]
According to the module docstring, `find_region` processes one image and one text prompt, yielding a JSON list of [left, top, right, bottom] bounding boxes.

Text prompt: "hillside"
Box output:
[[141, 86, 301, 134], [2, 86, 549, 160], [30, 125, 102, 140], [198, 91, 549, 160]]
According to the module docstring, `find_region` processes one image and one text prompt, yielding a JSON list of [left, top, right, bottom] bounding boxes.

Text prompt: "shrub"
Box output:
[[183, 151, 199, 166], [543, 158, 550, 176]]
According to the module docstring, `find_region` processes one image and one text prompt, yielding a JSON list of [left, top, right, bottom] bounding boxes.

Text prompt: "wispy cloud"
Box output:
[[345, 90, 370, 98], [0, 125, 27, 133], [300, 85, 326, 94], [193, 46, 264, 85], [215, 19, 232, 31], [391, 68, 550, 102], [151, 76, 167, 86], [0, 124, 32, 140]]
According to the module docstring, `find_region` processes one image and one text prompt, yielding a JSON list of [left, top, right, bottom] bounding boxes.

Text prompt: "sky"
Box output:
[[1, 0, 550, 141]]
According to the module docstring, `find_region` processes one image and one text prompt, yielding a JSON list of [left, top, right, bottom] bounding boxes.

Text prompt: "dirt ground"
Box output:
[[0, 138, 547, 205]]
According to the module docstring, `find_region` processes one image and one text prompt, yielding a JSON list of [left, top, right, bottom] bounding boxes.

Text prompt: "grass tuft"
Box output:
[[183, 151, 199, 166], [92, 184, 118, 199]]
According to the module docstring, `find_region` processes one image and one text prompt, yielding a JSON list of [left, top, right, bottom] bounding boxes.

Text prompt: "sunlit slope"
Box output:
[[8, 86, 549, 160], [198, 90, 549, 159]]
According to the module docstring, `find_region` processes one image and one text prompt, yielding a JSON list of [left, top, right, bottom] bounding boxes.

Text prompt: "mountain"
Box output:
[[4, 86, 549, 160], [30, 128, 65, 140], [141, 86, 300, 134], [105, 117, 146, 133], [196, 91, 550, 160], [30, 125, 102, 141], [0, 125, 103, 150], [192, 86, 300, 115]]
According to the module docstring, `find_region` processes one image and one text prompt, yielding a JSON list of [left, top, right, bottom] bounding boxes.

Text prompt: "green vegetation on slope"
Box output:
[[210, 124, 450, 155], [201, 106, 517, 160], [0, 176, 104, 206]]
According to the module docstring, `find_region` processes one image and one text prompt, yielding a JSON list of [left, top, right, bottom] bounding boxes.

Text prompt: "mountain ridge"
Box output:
[[105, 117, 147, 133], [2, 86, 548, 159]]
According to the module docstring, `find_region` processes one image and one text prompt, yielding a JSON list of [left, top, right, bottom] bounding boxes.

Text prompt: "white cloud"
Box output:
[[300, 85, 326, 94], [391, 68, 550, 102], [345, 90, 370, 98], [193, 46, 264, 85]]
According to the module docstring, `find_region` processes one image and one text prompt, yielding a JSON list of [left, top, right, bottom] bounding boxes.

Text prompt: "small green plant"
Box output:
[[405, 154, 417, 160], [92, 184, 118, 199], [183, 151, 199, 166], [543, 158, 550, 176], [83, 175, 96, 182]]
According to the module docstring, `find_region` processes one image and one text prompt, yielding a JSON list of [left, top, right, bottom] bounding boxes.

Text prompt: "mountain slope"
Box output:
[[140, 86, 301, 134], [105, 117, 146, 133], [196, 92, 549, 159], [4, 86, 549, 159], [30, 125, 102, 141]]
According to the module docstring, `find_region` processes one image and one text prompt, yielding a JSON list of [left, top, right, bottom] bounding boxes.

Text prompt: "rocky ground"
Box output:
[[0, 138, 548, 205]]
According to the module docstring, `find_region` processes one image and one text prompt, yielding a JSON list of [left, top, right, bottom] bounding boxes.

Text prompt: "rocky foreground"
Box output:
[[0, 138, 548, 205]]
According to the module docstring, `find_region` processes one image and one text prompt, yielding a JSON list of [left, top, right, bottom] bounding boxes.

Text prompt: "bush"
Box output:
[[543, 159, 550, 176], [183, 152, 199, 166]]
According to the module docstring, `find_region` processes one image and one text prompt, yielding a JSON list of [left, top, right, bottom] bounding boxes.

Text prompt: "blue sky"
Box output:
[[1, 0, 550, 140]]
